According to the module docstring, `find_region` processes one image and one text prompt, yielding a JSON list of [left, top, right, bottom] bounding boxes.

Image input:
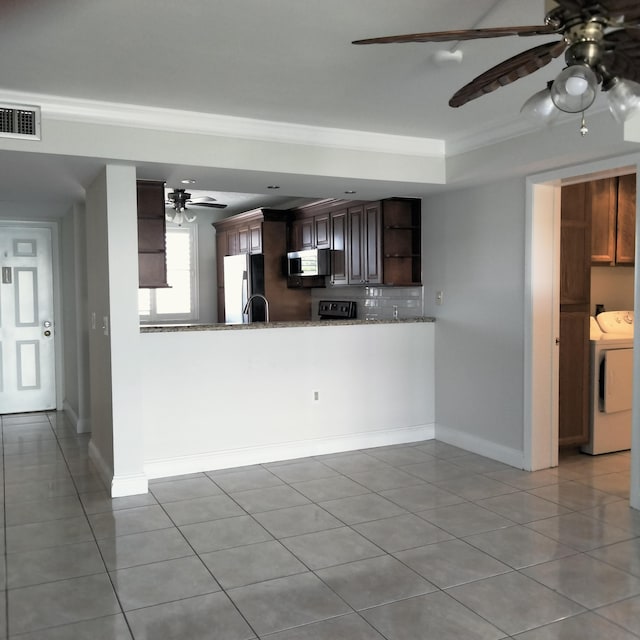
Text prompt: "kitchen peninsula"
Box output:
[[141, 316, 434, 332], [139, 317, 435, 480]]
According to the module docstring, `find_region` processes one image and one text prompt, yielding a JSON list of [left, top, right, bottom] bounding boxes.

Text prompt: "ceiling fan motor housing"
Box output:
[[564, 20, 605, 77], [168, 189, 190, 211]]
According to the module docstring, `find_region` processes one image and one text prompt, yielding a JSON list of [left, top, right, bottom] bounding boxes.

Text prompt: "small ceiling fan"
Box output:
[[165, 188, 227, 225], [353, 0, 640, 131]]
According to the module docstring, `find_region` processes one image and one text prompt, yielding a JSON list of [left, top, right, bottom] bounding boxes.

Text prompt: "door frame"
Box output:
[[524, 154, 640, 509], [0, 218, 63, 413]]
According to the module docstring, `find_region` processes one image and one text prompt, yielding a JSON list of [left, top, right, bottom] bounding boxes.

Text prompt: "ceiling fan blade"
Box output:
[[597, 0, 640, 20], [352, 25, 558, 45], [188, 196, 218, 203], [449, 40, 567, 108], [190, 202, 228, 209], [603, 30, 640, 83]]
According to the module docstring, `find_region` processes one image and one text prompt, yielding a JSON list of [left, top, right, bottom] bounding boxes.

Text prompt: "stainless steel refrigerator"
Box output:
[[223, 254, 266, 323]]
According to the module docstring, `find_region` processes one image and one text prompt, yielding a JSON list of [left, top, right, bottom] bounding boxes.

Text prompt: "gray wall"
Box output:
[[422, 178, 526, 453]]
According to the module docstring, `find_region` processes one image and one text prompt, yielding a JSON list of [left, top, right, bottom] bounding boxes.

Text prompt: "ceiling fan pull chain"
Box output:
[[579, 112, 589, 136]]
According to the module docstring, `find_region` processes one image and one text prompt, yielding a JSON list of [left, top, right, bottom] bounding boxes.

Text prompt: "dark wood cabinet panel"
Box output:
[[616, 173, 636, 265], [215, 229, 227, 323], [559, 311, 590, 445], [364, 202, 382, 284], [347, 204, 365, 284], [588, 174, 636, 266], [290, 218, 315, 251], [238, 226, 249, 254], [347, 202, 382, 285], [315, 213, 330, 249], [382, 199, 421, 286], [589, 179, 617, 265], [559, 183, 591, 446], [137, 180, 168, 288], [330, 208, 347, 285], [249, 222, 263, 254]]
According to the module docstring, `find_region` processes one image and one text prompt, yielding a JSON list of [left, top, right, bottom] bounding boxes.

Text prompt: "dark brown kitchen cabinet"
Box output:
[[616, 173, 636, 265], [348, 202, 382, 285], [215, 229, 227, 323], [137, 180, 168, 288], [590, 174, 636, 266], [559, 182, 591, 446], [314, 213, 330, 249], [226, 221, 263, 256], [382, 198, 422, 285], [290, 218, 315, 250], [249, 221, 263, 254], [330, 208, 348, 285], [213, 209, 311, 323], [590, 178, 617, 265], [287, 197, 420, 287], [290, 212, 330, 252]]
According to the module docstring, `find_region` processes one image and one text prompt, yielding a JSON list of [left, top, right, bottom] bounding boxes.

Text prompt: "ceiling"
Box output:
[[0, 0, 585, 213]]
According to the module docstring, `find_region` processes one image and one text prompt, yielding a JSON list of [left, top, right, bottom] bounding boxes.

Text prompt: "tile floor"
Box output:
[[0, 411, 639, 639]]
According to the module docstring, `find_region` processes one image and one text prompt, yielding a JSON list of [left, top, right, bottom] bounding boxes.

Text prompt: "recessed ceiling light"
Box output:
[[267, 185, 280, 190], [344, 190, 357, 194], [181, 179, 196, 184]]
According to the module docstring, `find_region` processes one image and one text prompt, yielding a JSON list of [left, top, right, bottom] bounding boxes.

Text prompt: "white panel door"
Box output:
[[0, 225, 56, 413]]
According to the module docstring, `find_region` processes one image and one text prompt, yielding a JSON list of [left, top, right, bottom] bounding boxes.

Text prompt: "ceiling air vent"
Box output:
[[0, 104, 41, 140]]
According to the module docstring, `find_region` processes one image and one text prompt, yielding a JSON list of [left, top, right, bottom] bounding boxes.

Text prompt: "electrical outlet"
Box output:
[[313, 390, 320, 402]]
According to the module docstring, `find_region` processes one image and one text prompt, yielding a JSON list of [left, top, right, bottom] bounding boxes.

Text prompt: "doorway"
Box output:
[[0, 223, 57, 414], [525, 156, 640, 510]]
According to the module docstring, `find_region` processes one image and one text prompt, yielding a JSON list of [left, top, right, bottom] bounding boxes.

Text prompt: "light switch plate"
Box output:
[[436, 291, 444, 305]]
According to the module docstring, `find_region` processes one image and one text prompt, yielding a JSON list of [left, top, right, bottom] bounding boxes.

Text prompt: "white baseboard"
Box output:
[[111, 473, 149, 498], [145, 423, 436, 480], [75, 418, 91, 434], [88, 439, 112, 490], [88, 440, 149, 497], [435, 423, 525, 469], [62, 401, 79, 429], [62, 401, 91, 434]]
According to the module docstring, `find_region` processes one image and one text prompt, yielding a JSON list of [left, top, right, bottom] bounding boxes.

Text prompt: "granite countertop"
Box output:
[[140, 317, 435, 333]]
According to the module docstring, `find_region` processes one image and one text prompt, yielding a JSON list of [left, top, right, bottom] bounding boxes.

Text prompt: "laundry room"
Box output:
[[559, 172, 636, 459]]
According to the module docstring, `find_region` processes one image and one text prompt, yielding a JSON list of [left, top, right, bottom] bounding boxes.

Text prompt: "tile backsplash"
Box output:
[[311, 286, 424, 320]]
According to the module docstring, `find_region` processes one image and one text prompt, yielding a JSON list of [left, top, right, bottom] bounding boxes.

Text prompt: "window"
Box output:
[[139, 224, 198, 322]]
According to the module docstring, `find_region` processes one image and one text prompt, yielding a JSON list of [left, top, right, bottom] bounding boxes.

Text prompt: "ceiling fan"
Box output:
[[165, 188, 227, 225], [353, 0, 640, 132]]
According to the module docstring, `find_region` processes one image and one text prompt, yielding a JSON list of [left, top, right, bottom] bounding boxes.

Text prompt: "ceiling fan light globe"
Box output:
[[520, 87, 561, 125], [607, 78, 640, 123], [565, 76, 588, 96], [551, 66, 598, 113]]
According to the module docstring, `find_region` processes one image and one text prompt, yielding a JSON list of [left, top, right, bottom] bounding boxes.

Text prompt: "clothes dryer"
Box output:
[[582, 311, 634, 455]]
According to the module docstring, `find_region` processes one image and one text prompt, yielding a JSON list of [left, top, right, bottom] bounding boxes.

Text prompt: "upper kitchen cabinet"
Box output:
[[289, 212, 330, 251], [329, 207, 348, 285], [616, 173, 636, 265], [226, 219, 263, 256], [137, 180, 168, 288], [382, 198, 422, 286], [287, 197, 421, 287], [348, 202, 382, 285], [590, 174, 636, 266]]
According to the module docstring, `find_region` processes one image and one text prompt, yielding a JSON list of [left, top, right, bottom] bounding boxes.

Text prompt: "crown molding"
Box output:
[[0, 89, 445, 159]]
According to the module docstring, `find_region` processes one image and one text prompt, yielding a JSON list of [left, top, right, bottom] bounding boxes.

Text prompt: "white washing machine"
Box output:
[[582, 310, 634, 455]]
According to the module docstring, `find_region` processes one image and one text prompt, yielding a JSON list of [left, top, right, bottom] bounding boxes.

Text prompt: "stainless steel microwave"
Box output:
[[287, 248, 330, 277]]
